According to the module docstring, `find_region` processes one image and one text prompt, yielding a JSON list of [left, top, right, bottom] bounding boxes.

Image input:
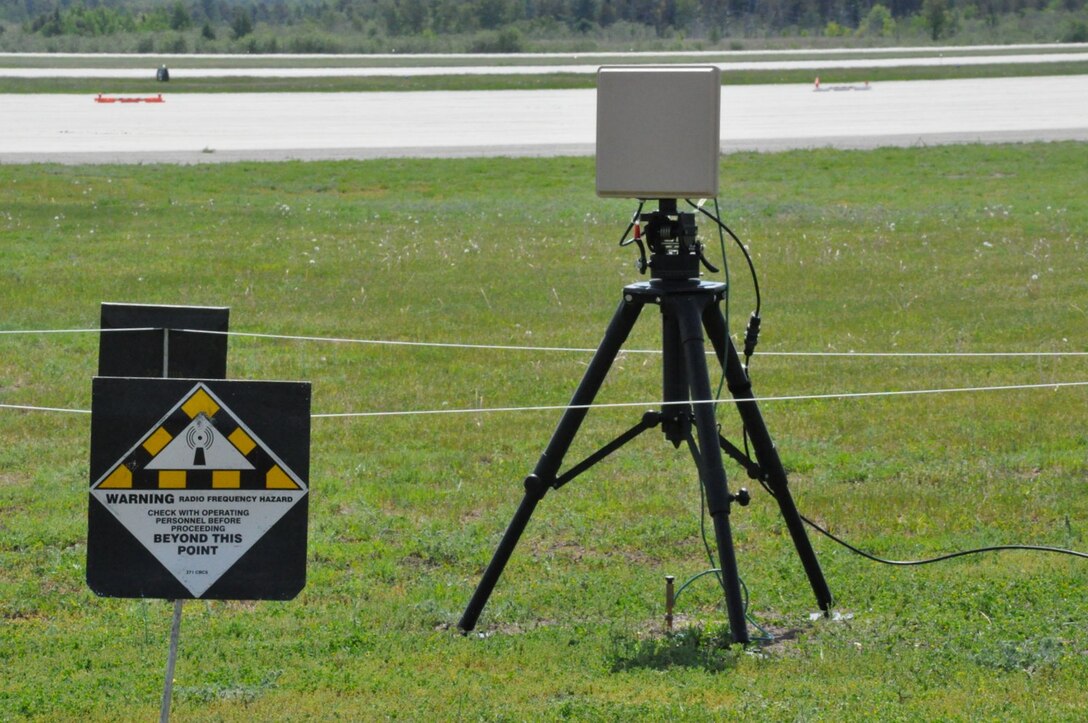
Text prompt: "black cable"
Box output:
[[686, 201, 761, 316], [801, 513, 1088, 565], [712, 197, 730, 302], [753, 467, 1088, 564], [709, 197, 730, 420], [676, 204, 1088, 596], [618, 200, 646, 246], [686, 200, 763, 374]]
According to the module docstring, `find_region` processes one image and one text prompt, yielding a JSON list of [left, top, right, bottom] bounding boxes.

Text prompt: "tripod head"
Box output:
[[627, 199, 718, 283]]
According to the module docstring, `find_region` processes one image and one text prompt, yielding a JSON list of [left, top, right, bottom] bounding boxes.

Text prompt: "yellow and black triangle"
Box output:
[[94, 384, 304, 491]]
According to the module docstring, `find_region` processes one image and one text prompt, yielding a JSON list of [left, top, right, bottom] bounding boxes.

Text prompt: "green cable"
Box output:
[[676, 199, 772, 644], [711, 197, 730, 422], [673, 567, 775, 643]]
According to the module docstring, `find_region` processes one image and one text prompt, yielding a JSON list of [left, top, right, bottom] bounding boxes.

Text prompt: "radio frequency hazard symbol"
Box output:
[[88, 379, 310, 600]]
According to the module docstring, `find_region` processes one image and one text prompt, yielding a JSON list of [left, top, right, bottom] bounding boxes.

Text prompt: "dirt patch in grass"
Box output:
[[0, 471, 27, 487]]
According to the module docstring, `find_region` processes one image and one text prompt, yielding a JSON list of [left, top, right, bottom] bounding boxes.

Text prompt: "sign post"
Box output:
[[89, 304, 310, 722], [95, 303, 230, 722]]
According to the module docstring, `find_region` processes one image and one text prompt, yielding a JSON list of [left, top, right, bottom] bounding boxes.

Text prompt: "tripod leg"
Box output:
[[702, 305, 834, 612], [458, 474, 547, 633], [458, 295, 645, 632], [659, 302, 691, 447], [673, 296, 750, 644]]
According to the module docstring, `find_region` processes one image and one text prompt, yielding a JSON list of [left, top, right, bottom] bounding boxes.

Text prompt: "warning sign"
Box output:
[[87, 378, 310, 600]]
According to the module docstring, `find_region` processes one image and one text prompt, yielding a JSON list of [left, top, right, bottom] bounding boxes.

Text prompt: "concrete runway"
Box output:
[[2, 74, 1087, 164], [4, 51, 1087, 78]]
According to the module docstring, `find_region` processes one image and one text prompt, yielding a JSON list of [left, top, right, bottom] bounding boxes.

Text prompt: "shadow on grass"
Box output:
[[607, 625, 744, 673]]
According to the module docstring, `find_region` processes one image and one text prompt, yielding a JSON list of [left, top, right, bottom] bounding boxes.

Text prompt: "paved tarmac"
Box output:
[[4, 51, 1087, 78], [2, 74, 1086, 164]]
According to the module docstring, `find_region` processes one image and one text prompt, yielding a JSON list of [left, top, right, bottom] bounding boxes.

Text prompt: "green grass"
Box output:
[[3, 60, 1088, 95], [2, 145, 1087, 720]]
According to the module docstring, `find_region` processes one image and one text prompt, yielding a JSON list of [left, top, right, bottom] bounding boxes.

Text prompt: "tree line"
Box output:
[[2, 0, 1086, 51]]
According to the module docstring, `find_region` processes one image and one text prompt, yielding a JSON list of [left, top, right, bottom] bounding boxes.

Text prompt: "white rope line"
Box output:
[[180, 328, 1088, 359], [0, 403, 92, 414], [310, 380, 1088, 419], [0, 327, 158, 335], [752, 351, 1088, 358], [180, 328, 621, 354], [4, 379, 1086, 419], [2, 325, 1085, 358]]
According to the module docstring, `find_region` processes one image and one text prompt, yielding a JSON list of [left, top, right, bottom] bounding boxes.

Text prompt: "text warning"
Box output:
[[88, 379, 310, 600]]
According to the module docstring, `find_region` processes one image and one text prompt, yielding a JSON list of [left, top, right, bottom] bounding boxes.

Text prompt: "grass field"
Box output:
[[1, 145, 1087, 720], [2, 45, 1087, 93], [2, 44, 1083, 67], [3, 60, 1088, 94]]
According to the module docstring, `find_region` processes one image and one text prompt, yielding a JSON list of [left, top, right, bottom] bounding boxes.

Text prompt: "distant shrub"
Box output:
[[164, 33, 187, 53], [824, 21, 850, 37], [469, 27, 522, 52], [287, 34, 343, 53], [1063, 19, 1088, 41], [230, 8, 253, 40], [859, 4, 896, 37]]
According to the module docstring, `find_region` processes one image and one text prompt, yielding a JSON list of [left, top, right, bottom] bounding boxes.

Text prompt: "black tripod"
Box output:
[[459, 201, 832, 643]]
